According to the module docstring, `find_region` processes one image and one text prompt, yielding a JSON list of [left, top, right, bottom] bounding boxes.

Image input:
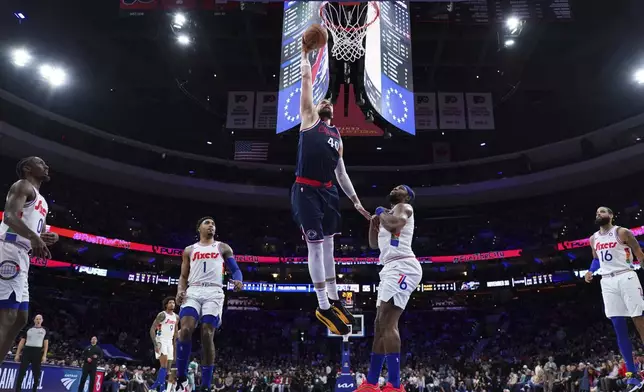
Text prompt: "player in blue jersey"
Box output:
[[292, 39, 371, 335]]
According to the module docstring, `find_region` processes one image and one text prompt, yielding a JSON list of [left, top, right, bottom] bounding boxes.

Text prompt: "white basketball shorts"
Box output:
[[0, 241, 30, 310], [182, 286, 224, 322], [155, 339, 174, 361], [601, 270, 644, 318], [377, 258, 422, 310]]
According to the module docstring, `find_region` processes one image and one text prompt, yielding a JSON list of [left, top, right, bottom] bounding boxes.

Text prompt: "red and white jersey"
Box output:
[[188, 241, 224, 289], [592, 226, 635, 275], [0, 184, 48, 251], [157, 311, 178, 341], [377, 205, 416, 265]]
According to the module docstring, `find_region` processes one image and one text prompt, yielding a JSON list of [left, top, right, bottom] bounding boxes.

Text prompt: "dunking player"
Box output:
[[0, 157, 57, 363], [585, 206, 644, 389], [174, 217, 243, 392], [149, 297, 179, 392], [293, 37, 371, 335], [358, 185, 422, 392]]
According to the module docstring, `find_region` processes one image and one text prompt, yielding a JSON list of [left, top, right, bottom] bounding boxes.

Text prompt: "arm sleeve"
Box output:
[[225, 257, 243, 281], [334, 158, 357, 199], [589, 258, 600, 273]]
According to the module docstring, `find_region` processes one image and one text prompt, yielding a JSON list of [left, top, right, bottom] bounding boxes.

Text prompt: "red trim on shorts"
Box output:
[[296, 177, 332, 188]]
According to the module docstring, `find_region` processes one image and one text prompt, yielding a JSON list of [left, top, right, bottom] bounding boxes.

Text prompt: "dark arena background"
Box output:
[[0, 0, 644, 391]]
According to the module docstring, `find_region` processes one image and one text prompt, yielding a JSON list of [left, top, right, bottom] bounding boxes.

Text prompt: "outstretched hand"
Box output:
[[354, 203, 371, 221]]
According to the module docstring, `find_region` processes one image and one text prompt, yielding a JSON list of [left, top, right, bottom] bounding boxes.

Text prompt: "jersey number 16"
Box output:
[[599, 250, 613, 262]]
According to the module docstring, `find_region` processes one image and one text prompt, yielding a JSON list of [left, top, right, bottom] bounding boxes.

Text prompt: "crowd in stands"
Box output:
[[1, 156, 644, 264], [5, 275, 644, 392]]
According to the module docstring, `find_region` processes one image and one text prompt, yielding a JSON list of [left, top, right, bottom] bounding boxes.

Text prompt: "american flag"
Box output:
[[234, 141, 269, 161]]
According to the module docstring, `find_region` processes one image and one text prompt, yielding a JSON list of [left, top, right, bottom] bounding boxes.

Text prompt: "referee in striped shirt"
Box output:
[[14, 314, 48, 392]]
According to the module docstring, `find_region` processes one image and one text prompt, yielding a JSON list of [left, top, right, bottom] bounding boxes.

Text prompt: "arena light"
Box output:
[[504, 39, 516, 48], [635, 68, 644, 85], [14, 12, 26, 20], [506, 16, 521, 33], [39, 64, 67, 87], [177, 34, 191, 46], [10, 48, 32, 67], [173, 13, 187, 28]]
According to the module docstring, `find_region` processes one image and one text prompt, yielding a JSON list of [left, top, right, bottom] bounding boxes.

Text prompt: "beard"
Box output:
[[388, 193, 402, 205], [318, 108, 332, 120], [595, 216, 611, 226]]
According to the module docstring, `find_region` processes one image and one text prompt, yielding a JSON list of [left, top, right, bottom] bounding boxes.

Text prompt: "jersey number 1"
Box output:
[[599, 250, 613, 262], [203, 261, 207, 273], [327, 137, 339, 151]]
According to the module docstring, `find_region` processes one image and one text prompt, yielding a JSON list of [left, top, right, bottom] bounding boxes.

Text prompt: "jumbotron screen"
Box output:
[[276, 1, 330, 134], [364, 1, 416, 134]]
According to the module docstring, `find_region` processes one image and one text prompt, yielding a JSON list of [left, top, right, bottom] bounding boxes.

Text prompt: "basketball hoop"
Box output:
[[320, 1, 380, 63]]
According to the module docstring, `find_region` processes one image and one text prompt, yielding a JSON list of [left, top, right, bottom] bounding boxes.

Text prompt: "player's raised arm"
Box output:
[[300, 47, 317, 127], [177, 246, 192, 305], [368, 216, 380, 250], [619, 228, 644, 261], [334, 141, 371, 220], [149, 312, 166, 351], [219, 242, 243, 292], [377, 203, 413, 233], [3, 180, 50, 258]]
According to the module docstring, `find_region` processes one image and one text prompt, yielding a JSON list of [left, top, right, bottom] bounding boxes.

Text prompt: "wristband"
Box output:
[[589, 258, 600, 273], [375, 207, 385, 216]]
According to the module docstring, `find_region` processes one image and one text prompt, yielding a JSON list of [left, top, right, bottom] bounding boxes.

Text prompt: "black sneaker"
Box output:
[[330, 299, 355, 325], [175, 376, 189, 392], [316, 306, 350, 335]]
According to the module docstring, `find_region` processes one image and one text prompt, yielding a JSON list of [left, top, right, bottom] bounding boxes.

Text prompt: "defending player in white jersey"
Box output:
[[584, 206, 644, 389], [174, 216, 243, 392], [0, 157, 58, 364], [149, 297, 179, 392], [357, 185, 422, 392]]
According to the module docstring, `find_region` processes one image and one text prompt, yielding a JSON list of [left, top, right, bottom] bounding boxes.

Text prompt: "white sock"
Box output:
[[165, 383, 174, 392], [322, 236, 340, 301], [307, 241, 330, 309], [315, 286, 330, 310]]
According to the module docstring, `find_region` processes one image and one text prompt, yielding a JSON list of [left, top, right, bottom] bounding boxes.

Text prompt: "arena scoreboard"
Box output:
[[276, 1, 329, 134], [364, 0, 416, 134]]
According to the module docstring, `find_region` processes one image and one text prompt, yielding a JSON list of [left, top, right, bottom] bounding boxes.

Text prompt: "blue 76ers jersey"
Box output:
[[295, 120, 340, 183]]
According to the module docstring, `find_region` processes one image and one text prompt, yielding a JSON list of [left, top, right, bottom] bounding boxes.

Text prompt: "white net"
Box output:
[[320, 2, 379, 63]]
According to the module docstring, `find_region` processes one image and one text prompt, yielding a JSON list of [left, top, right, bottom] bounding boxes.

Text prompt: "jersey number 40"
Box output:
[[327, 137, 340, 151]]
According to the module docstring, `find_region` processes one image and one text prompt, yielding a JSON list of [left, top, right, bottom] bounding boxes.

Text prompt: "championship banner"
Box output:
[[465, 92, 495, 130], [0, 362, 104, 392], [226, 91, 255, 129], [160, 0, 198, 10], [432, 142, 451, 163], [254, 92, 278, 130], [415, 93, 438, 130], [437, 92, 466, 129], [333, 84, 384, 137], [119, 0, 159, 16]]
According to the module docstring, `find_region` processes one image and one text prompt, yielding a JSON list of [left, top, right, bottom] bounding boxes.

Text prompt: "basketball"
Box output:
[[303, 24, 328, 51]]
